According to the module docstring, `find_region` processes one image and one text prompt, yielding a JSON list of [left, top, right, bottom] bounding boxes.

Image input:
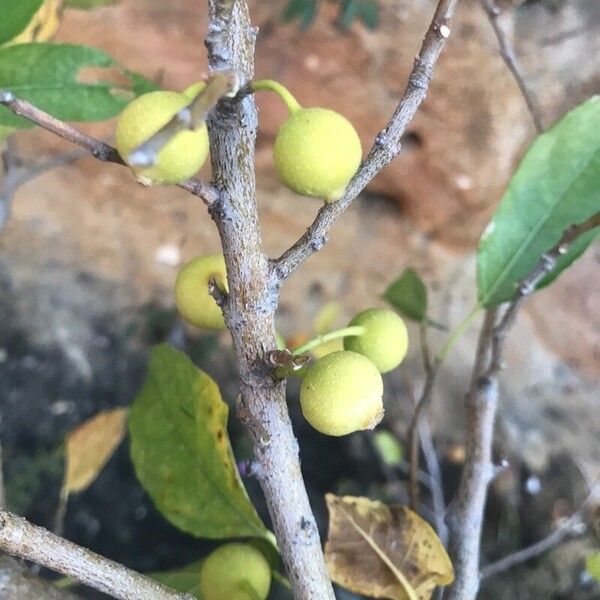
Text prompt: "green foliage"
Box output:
[[382, 268, 427, 322], [338, 0, 379, 29], [129, 344, 269, 540], [150, 561, 203, 598], [283, 0, 379, 30], [64, 0, 118, 8], [0, 43, 157, 128], [477, 97, 600, 306], [282, 0, 317, 28], [0, 0, 44, 46]]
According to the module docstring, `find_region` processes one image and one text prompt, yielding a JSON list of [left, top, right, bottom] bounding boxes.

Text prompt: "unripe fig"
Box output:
[[115, 90, 208, 184], [300, 350, 384, 436], [274, 107, 362, 202], [174, 254, 227, 330], [199, 543, 271, 600], [252, 79, 361, 202], [343, 308, 408, 373]]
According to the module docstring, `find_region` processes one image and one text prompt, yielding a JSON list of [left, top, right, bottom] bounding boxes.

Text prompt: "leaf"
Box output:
[[586, 552, 600, 583], [359, 0, 380, 29], [372, 430, 404, 467], [338, 0, 360, 29], [0, 43, 157, 128], [383, 268, 428, 322], [4, 0, 62, 46], [282, 0, 317, 29], [129, 344, 269, 540], [325, 495, 453, 600], [0, 0, 44, 46], [477, 97, 600, 306], [150, 561, 203, 598], [64, 408, 127, 494], [64, 0, 118, 8]]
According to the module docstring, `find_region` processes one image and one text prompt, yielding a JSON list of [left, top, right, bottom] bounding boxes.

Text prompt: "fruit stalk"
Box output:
[[291, 325, 365, 356], [204, 2, 335, 599], [250, 79, 302, 114]]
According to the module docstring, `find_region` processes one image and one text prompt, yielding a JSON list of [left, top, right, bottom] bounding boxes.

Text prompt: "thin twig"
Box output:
[[480, 480, 599, 580], [0, 511, 192, 600], [408, 362, 440, 510], [0, 147, 88, 229], [0, 91, 219, 206], [483, 212, 600, 380], [0, 556, 81, 600], [446, 212, 600, 600], [408, 322, 440, 511], [479, 0, 544, 133], [418, 417, 448, 545], [271, 0, 460, 281]]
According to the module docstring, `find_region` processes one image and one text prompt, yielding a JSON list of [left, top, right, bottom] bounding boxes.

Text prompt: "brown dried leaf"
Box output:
[[325, 494, 454, 600], [64, 408, 127, 494]]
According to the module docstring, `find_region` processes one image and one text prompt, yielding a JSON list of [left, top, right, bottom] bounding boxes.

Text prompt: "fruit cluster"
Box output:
[[174, 254, 408, 436], [125, 81, 406, 437], [114, 79, 361, 200]]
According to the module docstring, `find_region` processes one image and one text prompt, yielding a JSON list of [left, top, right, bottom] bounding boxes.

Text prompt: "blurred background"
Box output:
[[0, 1, 599, 598]]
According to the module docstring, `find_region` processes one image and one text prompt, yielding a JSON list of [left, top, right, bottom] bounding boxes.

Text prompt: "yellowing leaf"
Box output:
[[64, 408, 127, 493], [8, 0, 63, 45], [325, 494, 454, 600]]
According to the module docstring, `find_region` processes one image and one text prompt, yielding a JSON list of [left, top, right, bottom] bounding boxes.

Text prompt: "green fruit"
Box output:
[[115, 90, 209, 184], [343, 308, 408, 373], [175, 254, 228, 330], [300, 350, 383, 436], [199, 543, 271, 600], [274, 107, 362, 202]]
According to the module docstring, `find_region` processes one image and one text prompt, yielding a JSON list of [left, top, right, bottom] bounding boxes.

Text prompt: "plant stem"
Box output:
[[435, 304, 481, 363], [291, 326, 365, 356], [0, 511, 192, 600], [250, 79, 302, 114], [204, 3, 335, 599]]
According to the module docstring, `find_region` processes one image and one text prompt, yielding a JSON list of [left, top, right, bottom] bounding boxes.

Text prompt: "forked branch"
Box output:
[[271, 0, 460, 281]]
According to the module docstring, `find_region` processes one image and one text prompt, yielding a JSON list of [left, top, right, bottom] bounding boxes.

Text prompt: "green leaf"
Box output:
[[359, 0, 379, 29], [477, 97, 600, 306], [0, 43, 157, 128], [282, 0, 317, 29], [382, 268, 428, 322], [129, 344, 269, 540], [338, 0, 360, 29], [150, 561, 203, 598], [0, 0, 44, 46], [585, 552, 600, 583], [64, 0, 118, 8]]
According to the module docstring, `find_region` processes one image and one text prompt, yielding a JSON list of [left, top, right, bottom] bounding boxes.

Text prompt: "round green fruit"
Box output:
[[115, 90, 209, 184], [174, 254, 227, 330], [343, 308, 408, 374], [300, 350, 384, 436], [199, 543, 271, 600], [273, 107, 362, 202]]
